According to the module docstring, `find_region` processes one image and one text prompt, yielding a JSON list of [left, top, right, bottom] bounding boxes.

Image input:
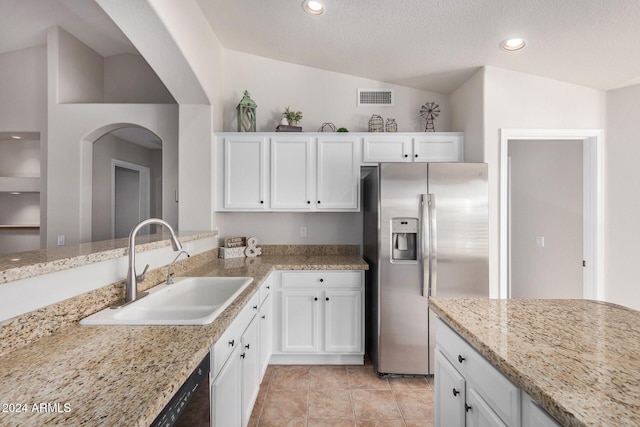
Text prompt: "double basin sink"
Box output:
[[80, 276, 253, 325]]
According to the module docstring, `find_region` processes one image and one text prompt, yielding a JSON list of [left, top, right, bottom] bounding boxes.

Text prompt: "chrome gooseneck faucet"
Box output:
[[124, 218, 183, 305]]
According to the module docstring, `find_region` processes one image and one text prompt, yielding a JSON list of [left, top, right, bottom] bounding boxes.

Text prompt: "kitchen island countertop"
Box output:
[[429, 298, 640, 427], [0, 253, 367, 426]]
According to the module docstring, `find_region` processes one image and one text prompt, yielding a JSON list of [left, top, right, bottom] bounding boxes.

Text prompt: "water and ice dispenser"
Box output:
[[391, 218, 418, 261]]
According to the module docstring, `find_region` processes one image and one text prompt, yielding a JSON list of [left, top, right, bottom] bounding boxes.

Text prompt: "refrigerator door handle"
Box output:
[[421, 194, 431, 297], [429, 193, 437, 297]]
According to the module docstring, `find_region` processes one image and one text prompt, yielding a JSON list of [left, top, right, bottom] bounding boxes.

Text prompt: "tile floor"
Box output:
[[249, 361, 435, 427]]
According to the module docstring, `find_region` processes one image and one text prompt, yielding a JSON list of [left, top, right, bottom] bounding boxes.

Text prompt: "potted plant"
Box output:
[[283, 107, 303, 126]]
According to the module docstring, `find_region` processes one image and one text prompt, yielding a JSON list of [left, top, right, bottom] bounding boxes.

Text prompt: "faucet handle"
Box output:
[[137, 264, 150, 282]]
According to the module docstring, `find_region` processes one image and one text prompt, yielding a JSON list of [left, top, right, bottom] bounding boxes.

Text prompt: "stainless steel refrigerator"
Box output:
[[363, 162, 488, 376]]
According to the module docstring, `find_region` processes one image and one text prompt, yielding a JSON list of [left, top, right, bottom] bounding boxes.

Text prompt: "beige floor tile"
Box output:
[[308, 389, 354, 419], [270, 365, 311, 390], [258, 418, 307, 427], [310, 366, 349, 389], [405, 420, 435, 427], [251, 386, 268, 418], [426, 376, 434, 390], [260, 389, 309, 419], [393, 390, 433, 420], [389, 376, 430, 390], [347, 367, 390, 390], [308, 419, 357, 427], [351, 389, 402, 419], [356, 420, 406, 427]]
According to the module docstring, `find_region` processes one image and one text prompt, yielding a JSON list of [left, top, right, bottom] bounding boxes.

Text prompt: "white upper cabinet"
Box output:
[[222, 135, 268, 210], [316, 136, 359, 210], [363, 132, 464, 163], [270, 136, 314, 209], [215, 132, 463, 211], [413, 134, 464, 162], [362, 135, 413, 162]]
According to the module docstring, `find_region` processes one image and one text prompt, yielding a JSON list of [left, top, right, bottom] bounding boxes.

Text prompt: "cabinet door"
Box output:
[[258, 292, 273, 382], [241, 316, 260, 427], [466, 388, 508, 427], [522, 393, 561, 427], [316, 137, 359, 210], [413, 134, 463, 162], [362, 135, 412, 162], [224, 136, 268, 209], [270, 136, 314, 209], [435, 349, 465, 427], [281, 290, 319, 352], [324, 290, 362, 353], [211, 345, 242, 427]]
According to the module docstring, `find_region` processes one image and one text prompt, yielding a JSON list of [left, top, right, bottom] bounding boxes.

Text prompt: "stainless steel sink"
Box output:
[[80, 276, 253, 325]]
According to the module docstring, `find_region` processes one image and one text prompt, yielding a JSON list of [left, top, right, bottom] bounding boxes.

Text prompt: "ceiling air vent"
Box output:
[[357, 89, 394, 107]]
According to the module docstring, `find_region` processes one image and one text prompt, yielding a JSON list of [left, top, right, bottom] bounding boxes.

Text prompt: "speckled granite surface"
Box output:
[[0, 253, 367, 427], [429, 298, 640, 427], [0, 231, 216, 284]]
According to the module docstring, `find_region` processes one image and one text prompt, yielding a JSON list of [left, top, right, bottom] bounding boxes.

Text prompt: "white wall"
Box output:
[[604, 84, 640, 310], [223, 50, 451, 133], [143, 0, 226, 233], [47, 26, 179, 246], [104, 53, 175, 104], [220, 212, 362, 246], [0, 46, 47, 130], [482, 67, 605, 297], [56, 28, 104, 103], [509, 139, 584, 299], [451, 68, 484, 162]]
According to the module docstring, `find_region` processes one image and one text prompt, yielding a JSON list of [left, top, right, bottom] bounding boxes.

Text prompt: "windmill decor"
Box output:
[[420, 102, 440, 132]]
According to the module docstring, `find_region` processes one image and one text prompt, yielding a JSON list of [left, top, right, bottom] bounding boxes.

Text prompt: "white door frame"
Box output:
[[111, 159, 150, 238], [499, 129, 605, 300]]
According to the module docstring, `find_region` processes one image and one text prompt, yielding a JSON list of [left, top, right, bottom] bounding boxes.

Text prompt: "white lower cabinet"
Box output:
[[521, 393, 561, 427], [241, 316, 260, 426], [435, 318, 561, 427], [258, 276, 273, 381], [467, 388, 508, 427], [211, 344, 241, 427], [272, 270, 364, 364], [211, 277, 274, 427], [435, 349, 466, 427]]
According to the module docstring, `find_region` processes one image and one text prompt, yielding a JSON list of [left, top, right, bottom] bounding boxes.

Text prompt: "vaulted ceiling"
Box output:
[[2, 0, 640, 94]]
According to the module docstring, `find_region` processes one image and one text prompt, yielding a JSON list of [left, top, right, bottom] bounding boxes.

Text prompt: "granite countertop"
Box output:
[[0, 231, 217, 284], [429, 298, 640, 427], [0, 254, 367, 426]]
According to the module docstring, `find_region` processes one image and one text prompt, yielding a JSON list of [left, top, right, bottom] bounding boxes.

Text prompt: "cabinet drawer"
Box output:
[[212, 292, 259, 378], [436, 318, 520, 426], [281, 271, 362, 288]]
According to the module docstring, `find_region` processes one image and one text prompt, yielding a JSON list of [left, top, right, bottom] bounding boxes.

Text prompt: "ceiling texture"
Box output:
[[2, 0, 640, 94]]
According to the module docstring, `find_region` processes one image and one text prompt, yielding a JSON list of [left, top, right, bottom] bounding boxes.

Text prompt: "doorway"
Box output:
[[113, 161, 150, 239], [499, 129, 604, 301], [90, 126, 162, 242], [508, 140, 583, 298]]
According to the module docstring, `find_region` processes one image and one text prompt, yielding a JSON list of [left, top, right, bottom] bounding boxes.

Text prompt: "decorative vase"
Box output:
[[289, 120, 298, 126]]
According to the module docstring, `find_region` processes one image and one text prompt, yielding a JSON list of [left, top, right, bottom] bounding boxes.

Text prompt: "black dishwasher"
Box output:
[[152, 353, 210, 427]]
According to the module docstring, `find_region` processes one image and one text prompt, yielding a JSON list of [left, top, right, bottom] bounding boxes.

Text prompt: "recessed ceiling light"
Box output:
[[10, 192, 22, 195], [501, 38, 526, 51], [302, 0, 325, 15], [11, 135, 22, 140]]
